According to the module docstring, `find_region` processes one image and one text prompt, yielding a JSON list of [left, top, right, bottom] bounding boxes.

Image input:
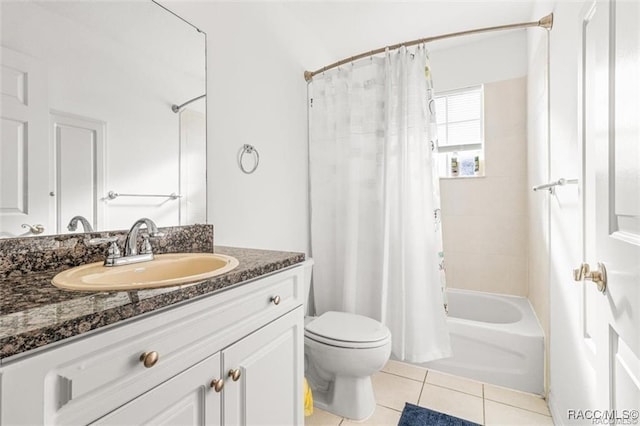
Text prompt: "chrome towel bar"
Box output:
[[107, 191, 181, 200], [532, 178, 578, 193]]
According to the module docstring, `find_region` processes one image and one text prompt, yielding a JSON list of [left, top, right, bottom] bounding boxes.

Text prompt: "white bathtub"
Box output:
[[425, 288, 544, 395]]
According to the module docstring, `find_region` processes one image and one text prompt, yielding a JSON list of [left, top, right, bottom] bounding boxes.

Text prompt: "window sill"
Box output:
[[439, 175, 485, 180]]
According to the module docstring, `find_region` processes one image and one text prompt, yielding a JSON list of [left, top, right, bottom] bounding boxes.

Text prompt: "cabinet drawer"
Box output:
[[91, 352, 222, 426], [0, 264, 304, 425]]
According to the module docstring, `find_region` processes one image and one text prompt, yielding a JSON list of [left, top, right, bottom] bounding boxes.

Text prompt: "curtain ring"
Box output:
[[239, 144, 260, 174]]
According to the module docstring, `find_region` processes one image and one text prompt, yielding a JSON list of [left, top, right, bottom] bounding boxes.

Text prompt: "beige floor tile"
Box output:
[[484, 384, 550, 415], [382, 360, 428, 382], [305, 408, 343, 426], [426, 370, 483, 397], [372, 371, 423, 411], [485, 400, 554, 426], [342, 405, 401, 425], [418, 383, 484, 425]]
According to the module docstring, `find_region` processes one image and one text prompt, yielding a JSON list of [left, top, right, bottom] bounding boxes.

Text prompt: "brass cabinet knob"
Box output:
[[271, 295, 281, 305], [210, 378, 224, 392], [139, 351, 159, 368], [228, 368, 241, 381]]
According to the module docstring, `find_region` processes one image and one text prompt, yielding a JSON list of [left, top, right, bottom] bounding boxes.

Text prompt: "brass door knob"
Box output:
[[271, 295, 281, 305], [573, 262, 607, 293], [210, 378, 224, 392], [21, 224, 45, 235], [140, 351, 159, 368], [228, 368, 241, 381]]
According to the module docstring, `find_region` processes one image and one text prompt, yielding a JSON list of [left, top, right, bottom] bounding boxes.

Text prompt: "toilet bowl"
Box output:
[[299, 260, 392, 421], [304, 311, 391, 420]]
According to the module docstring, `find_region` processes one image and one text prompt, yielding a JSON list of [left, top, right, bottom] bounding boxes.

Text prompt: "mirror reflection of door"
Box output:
[[0, 47, 52, 237], [51, 112, 105, 234]]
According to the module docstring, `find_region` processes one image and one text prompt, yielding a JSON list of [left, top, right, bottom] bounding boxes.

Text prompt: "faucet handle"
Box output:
[[89, 237, 122, 263], [140, 235, 153, 255], [106, 241, 122, 259], [89, 236, 119, 245]]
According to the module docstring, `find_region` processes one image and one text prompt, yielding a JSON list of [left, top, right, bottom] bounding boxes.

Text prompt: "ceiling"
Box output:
[[283, 0, 545, 68]]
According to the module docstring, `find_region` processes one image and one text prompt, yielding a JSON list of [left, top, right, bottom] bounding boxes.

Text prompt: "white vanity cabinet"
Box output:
[[93, 352, 223, 426], [0, 265, 305, 426]]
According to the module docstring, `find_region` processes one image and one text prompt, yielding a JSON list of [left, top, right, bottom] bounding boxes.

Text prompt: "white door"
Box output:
[[0, 47, 52, 237], [222, 307, 304, 426], [579, 0, 640, 422]]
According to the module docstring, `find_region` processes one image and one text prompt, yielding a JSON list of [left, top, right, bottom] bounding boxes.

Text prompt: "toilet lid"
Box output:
[[305, 311, 391, 347]]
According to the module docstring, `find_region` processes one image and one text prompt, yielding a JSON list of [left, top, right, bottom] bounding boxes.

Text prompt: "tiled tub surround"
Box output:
[[440, 77, 528, 297], [0, 225, 305, 360]]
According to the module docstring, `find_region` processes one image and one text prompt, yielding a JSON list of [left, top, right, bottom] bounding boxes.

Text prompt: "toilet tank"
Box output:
[[299, 259, 314, 316]]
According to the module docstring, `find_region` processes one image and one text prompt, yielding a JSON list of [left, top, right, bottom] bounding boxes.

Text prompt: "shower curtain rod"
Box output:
[[303, 13, 553, 82], [171, 94, 206, 113]]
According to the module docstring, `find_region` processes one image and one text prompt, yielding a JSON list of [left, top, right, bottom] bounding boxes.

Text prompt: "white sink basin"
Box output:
[[52, 253, 239, 291]]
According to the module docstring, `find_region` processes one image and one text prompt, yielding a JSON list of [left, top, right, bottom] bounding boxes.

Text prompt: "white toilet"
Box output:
[[301, 261, 392, 421]]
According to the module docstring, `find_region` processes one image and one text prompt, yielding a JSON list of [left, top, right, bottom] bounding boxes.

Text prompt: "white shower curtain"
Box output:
[[309, 45, 451, 363]]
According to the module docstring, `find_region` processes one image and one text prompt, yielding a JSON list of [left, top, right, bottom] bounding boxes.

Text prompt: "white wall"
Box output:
[[429, 31, 528, 91], [527, 0, 596, 415], [546, 1, 594, 420], [527, 3, 551, 396], [163, 2, 322, 253]]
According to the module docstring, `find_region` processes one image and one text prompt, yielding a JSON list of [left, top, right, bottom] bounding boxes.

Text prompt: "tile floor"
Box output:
[[306, 360, 555, 425]]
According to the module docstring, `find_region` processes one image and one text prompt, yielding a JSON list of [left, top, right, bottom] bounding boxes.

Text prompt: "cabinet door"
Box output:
[[92, 352, 222, 426], [223, 307, 304, 426]]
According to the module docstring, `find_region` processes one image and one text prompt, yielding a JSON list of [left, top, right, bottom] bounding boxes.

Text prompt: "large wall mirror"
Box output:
[[0, 0, 206, 237]]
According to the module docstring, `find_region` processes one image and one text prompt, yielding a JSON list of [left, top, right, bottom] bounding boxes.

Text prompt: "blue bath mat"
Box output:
[[398, 403, 481, 426]]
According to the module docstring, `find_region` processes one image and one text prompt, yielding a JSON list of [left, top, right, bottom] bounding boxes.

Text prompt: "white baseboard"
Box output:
[[547, 389, 565, 426]]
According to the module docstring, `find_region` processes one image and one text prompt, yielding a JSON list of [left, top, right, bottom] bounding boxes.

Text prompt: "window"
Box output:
[[434, 85, 484, 177]]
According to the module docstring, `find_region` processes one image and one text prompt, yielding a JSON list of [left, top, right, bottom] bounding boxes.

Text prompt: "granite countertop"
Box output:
[[0, 246, 305, 362]]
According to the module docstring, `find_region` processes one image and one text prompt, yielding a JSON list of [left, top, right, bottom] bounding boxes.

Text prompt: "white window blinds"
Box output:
[[435, 86, 483, 153]]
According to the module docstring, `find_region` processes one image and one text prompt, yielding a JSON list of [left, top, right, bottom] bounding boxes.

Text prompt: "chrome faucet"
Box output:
[[89, 218, 164, 267], [67, 216, 94, 232], [124, 218, 163, 256]]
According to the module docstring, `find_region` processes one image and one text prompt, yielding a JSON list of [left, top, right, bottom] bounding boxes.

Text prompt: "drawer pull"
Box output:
[[228, 368, 241, 381], [210, 378, 224, 392], [140, 351, 159, 368], [271, 295, 281, 305]]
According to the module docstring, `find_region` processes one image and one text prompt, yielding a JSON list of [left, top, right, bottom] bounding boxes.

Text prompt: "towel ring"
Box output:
[[239, 144, 260, 174]]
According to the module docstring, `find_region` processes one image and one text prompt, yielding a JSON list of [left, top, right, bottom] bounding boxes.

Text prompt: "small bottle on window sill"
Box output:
[[450, 153, 459, 177]]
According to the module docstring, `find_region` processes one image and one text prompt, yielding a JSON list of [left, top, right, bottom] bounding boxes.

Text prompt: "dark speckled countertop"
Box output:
[[0, 246, 305, 361]]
